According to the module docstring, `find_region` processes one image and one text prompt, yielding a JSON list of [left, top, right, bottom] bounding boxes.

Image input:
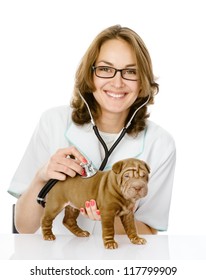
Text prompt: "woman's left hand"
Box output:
[[80, 199, 101, 221]]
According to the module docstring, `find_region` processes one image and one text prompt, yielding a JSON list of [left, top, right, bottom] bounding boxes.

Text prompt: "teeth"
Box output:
[[106, 92, 125, 98]]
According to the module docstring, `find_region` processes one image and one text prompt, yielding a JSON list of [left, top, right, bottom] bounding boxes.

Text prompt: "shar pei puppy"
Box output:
[[41, 158, 150, 249]]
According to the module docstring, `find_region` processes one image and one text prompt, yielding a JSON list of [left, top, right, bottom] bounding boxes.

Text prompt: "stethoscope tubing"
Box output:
[[94, 125, 127, 170]]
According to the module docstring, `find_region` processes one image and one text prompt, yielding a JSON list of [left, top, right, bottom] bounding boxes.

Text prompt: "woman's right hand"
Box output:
[[38, 146, 87, 182]]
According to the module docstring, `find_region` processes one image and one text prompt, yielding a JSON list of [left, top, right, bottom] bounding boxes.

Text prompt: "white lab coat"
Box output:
[[8, 105, 176, 233]]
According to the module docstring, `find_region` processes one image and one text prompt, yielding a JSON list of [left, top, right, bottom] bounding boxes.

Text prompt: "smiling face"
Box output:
[[93, 39, 141, 121]]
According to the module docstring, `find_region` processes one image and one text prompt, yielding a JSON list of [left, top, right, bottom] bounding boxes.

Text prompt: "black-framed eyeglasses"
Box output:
[[92, 66, 139, 81]]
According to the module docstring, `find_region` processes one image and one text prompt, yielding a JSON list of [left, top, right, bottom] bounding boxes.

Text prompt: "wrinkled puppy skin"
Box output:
[[41, 158, 150, 249]]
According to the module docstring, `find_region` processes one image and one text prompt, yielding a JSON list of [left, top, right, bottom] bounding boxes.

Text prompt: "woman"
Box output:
[[8, 25, 176, 235]]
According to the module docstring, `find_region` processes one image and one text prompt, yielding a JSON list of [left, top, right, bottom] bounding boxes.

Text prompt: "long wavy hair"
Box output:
[[71, 25, 159, 135]]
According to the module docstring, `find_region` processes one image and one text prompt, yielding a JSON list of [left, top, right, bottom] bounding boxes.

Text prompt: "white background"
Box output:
[[0, 0, 206, 235]]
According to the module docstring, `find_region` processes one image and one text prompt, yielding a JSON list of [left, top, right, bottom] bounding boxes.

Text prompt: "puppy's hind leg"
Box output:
[[63, 205, 90, 237], [41, 203, 63, 241]]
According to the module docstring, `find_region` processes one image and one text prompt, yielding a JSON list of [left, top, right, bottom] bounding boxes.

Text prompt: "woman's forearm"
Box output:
[[15, 171, 46, 233], [14, 147, 87, 233]]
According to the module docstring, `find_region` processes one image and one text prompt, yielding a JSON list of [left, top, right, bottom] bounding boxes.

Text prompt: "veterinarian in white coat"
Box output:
[[8, 25, 176, 235]]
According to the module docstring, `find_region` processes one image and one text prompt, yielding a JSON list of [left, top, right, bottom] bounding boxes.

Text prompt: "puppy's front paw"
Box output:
[[104, 240, 118, 249], [43, 233, 56, 241], [75, 230, 90, 237], [130, 236, 146, 245]]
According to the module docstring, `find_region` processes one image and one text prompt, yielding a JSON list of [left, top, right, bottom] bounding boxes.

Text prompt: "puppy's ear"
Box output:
[[144, 163, 150, 174], [112, 160, 123, 174]]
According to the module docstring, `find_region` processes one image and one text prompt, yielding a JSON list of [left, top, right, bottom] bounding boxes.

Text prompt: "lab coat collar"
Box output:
[[65, 122, 146, 170]]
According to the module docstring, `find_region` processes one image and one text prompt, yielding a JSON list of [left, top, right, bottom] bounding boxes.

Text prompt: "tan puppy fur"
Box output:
[[41, 158, 150, 249]]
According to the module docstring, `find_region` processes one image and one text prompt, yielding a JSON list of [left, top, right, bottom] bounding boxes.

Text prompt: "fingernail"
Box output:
[[80, 208, 84, 213], [82, 158, 87, 163], [96, 210, 101, 215], [90, 199, 95, 206], [85, 201, 90, 208], [81, 169, 86, 176]]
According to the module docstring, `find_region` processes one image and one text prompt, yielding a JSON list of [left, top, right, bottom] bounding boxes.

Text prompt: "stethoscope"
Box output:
[[78, 90, 151, 170], [37, 91, 150, 207]]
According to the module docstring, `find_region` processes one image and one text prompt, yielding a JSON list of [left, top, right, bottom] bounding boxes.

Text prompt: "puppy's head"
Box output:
[[112, 158, 150, 201]]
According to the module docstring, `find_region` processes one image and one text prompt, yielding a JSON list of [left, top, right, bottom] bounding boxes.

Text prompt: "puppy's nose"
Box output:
[[138, 185, 148, 197], [135, 185, 144, 192]]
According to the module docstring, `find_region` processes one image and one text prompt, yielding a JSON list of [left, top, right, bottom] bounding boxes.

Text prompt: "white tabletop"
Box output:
[[1, 234, 206, 260]]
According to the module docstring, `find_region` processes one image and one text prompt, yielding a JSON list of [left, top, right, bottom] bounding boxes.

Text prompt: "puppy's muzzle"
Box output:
[[123, 179, 148, 200]]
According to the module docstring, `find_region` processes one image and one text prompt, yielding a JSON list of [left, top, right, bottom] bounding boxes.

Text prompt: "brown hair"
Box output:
[[71, 25, 159, 135]]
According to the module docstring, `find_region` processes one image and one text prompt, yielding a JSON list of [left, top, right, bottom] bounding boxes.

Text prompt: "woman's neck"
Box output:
[[96, 112, 128, 133]]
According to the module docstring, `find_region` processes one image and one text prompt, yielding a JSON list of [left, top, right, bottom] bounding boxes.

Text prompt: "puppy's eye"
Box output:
[[124, 173, 130, 178]]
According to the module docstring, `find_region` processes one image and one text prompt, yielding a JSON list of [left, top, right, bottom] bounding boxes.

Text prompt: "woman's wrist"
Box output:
[[36, 166, 50, 185]]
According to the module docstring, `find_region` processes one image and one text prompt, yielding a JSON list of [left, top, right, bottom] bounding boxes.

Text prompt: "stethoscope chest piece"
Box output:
[[80, 161, 97, 178]]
